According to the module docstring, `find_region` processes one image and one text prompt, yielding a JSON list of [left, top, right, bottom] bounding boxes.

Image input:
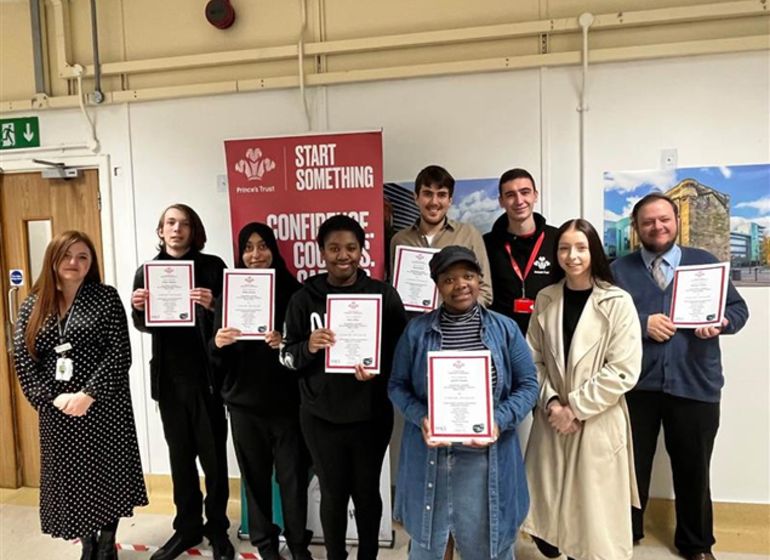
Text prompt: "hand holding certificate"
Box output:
[[392, 245, 439, 312], [222, 270, 275, 340], [427, 350, 494, 443], [669, 262, 730, 328], [144, 261, 195, 326], [325, 294, 382, 374]]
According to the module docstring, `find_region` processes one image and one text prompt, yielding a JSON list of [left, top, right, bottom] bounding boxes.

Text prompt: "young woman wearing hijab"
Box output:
[[211, 222, 313, 560], [13, 230, 148, 560]]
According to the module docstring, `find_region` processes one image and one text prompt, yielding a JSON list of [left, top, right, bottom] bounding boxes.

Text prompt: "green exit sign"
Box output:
[[0, 117, 40, 150]]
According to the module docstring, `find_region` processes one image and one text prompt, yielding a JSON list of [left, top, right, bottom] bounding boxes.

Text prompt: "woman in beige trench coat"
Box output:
[[523, 219, 642, 560]]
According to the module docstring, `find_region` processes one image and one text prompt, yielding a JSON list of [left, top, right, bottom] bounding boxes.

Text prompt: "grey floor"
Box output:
[[1, 502, 768, 560]]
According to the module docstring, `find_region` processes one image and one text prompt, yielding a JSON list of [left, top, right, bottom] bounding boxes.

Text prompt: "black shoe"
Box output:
[[209, 533, 235, 560], [258, 544, 282, 560], [80, 534, 98, 560], [96, 530, 118, 560], [150, 533, 202, 560], [288, 529, 314, 560]]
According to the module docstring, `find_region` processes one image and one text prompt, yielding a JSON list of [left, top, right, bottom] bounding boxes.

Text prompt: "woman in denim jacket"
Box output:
[[389, 246, 538, 560]]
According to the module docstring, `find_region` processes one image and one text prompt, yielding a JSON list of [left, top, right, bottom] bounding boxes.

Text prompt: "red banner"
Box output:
[[224, 131, 384, 281]]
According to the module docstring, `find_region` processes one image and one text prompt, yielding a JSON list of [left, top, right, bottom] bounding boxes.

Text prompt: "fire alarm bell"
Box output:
[[205, 0, 236, 30]]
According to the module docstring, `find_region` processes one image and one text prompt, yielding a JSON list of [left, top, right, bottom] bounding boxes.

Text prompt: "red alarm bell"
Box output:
[[205, 0, 236, 30]]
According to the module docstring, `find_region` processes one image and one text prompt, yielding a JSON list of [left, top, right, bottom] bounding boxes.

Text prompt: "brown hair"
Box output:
[[414, 165, 455, 197], [156, 203, 207, 252], [631, 192, 679, 224], [25, 231, 101, 359], [555, 219, 615, 285]]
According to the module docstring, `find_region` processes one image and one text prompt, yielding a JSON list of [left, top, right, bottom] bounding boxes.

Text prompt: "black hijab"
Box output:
[[236, 222, 301, 319]]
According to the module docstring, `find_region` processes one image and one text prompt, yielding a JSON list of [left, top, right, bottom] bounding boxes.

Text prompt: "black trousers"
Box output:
[[300, 407, 393, 560], [158, 383, 230, 539], [626, 390, 720, 556], [229, 408, 311, 553]]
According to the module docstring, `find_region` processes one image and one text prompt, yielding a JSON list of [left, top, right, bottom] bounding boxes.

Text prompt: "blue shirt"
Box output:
[[640, 244, 681, 287]]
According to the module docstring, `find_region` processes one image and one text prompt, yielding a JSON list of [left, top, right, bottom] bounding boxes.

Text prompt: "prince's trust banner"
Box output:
[[223, 130, 393, 545], [224, 130, 385, 281]]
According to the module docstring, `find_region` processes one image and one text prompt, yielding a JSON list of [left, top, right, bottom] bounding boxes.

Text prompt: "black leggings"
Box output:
[[300, 408, 393, 560]]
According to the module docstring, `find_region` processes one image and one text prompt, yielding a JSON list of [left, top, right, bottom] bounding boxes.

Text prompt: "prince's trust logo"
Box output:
[[533, 256, 551, 274]]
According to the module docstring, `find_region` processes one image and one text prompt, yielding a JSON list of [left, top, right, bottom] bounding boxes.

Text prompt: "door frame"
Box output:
[[0, 154, 116, 284]]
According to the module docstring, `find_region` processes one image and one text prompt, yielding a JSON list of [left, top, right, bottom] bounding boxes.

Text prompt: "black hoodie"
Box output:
[[209, 222, 302, 416], [483, 212, 563, 336], [280, 269, 407, 424]]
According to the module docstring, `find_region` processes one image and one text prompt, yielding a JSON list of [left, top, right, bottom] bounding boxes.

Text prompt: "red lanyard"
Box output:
[[504, 232, 545, 297]]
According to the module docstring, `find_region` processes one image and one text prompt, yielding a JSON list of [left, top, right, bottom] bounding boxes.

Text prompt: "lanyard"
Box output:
[[504, 232, 545, 298], [57, 288, 81, 344]]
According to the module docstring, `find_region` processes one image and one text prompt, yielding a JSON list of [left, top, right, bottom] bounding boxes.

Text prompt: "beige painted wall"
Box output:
[[0, 0, 767, 103]]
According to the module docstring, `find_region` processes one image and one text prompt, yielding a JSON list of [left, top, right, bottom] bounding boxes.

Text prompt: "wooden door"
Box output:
[[0, 168, 103, 488]]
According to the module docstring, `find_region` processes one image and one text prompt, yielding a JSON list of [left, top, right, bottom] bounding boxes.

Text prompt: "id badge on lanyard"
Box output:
[[505, 232, 545, 315], [55, 306, 76, 382]]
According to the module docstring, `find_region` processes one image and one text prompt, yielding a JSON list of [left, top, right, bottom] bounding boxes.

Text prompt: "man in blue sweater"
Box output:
[[611, 193, 749, 560]]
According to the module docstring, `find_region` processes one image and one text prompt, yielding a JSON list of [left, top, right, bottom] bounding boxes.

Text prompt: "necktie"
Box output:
[[651, 255, 668, 290]]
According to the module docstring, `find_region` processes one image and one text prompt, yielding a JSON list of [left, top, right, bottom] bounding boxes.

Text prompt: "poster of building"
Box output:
[[604, 163, 770, 286]]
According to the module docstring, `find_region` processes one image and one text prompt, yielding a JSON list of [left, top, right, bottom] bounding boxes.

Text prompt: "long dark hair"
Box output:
[[26, 230, 101, 359], [555, 219, 614, 286]]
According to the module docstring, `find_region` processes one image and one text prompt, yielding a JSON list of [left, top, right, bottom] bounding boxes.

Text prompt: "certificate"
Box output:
[[427, 350, 494, 443], [144, 261, 195, 327], [222, 270, 274, 340], [669, 262, 730, 328], [325, 294, 382, 374], [392, 245, 439, 313]]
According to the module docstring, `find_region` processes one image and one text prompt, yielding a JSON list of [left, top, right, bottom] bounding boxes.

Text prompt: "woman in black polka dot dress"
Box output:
[[13, 231, 148, 560]]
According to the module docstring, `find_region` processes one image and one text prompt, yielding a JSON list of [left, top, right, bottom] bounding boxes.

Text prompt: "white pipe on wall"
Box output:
[[577, 13, 595, 219], [2, 35, 767, 114], [298, 0, 311, 130]]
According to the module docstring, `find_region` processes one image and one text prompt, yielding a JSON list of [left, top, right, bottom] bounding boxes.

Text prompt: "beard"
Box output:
[[640, 237, 676, 255]]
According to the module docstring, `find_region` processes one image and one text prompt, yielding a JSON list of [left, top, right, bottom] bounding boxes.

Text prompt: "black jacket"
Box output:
[[280, 269, 407, 424], [209, 222, 303, 415], [483, 212, 563, 336], [132, 249, 227, 401]]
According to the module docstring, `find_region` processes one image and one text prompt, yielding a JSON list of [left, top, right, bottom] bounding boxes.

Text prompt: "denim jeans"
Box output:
[[407, 446, 514, 560]]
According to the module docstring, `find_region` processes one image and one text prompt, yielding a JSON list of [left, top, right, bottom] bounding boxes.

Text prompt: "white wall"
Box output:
[[3, 50, 767, 503]]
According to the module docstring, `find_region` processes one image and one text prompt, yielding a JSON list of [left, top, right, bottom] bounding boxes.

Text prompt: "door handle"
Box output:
[[7, 286, 19, 327], [6, 287, 19, 353]]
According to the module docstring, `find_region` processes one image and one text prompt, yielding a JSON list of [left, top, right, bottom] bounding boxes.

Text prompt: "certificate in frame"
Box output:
[[669, 262, 730, 328], [427, 350, 494, 443], [222, 269, 275, 340], [144, 261, 196, 327], [325, 294, 382, 374], [392, 245, 439, 313]]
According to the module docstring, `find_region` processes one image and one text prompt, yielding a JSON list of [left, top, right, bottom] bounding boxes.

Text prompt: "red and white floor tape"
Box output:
[[75, 541, 262, 559]]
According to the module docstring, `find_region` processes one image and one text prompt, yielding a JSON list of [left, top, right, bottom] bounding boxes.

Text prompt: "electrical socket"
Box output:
[[217, 174, 228, 193], [661, 149, 678, 169]]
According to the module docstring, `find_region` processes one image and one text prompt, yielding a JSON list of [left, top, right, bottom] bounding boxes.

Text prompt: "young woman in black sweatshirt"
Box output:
[[280, 215, 407, 560], [210, 222, 312, 560]]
